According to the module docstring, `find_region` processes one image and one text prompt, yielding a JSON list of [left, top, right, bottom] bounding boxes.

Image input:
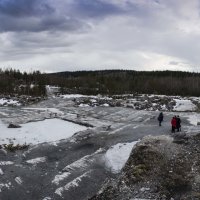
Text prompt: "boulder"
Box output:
[[8, 123, 21, 128]]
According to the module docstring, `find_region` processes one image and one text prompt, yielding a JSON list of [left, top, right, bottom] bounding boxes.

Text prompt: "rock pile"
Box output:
[[0, 95, 46, 107]]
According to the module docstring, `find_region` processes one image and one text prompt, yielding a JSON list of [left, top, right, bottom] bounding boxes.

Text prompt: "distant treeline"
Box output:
[[48, 70, 200, 96], [0, 68, 46, 96], [1, 69, 200, 96]]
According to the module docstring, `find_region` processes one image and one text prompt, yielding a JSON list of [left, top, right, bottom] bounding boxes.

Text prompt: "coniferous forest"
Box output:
[[1, 68, 200, 96], [0, 68, 46, 96], [48, 70, 200, 96]]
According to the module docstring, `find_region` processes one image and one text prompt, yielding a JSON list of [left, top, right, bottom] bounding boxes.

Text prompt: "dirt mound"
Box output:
[[90, 134, 200, 200]]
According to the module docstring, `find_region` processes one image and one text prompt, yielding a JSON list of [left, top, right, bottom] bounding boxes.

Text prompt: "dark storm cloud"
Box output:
[[0, 0, 85, 32], [0, 14, 86, 32], [0, 0, 127, 33], [0, 0, 54, 17], [70, 0, 124, 18]]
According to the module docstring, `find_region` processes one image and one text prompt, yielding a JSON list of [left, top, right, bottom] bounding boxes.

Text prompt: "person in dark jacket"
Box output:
[[176, 115, 181, 132], [158, 112, 163, 126], [171, 116, 176, 133]]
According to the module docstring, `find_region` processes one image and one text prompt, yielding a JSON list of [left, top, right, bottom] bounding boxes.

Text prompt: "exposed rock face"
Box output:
[[90, 134, 200, 200]]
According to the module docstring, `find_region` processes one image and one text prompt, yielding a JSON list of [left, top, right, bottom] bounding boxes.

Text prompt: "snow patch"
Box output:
[[0, 182, 11, 192], [173, 99, 196, 111], [0, 161, 14, 166], [79, 103, 90, 107], [60, 94, 97, 99], [55, 171, 91, 197], [15, 177, 23, 185], [42, 197, 52, 200], [104, 141, 138, 173], [186, 113, 200, 125], [0, 118, 87, 145], [52, 172, 71, 185], [26, 157, 46, 165], [0, 168, 4, 175], [0, 99, 21, 106]]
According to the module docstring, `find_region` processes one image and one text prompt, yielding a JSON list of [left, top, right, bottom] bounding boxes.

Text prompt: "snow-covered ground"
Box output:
[[0, 98, 21, 106], [104, 141, 138, 173], [0, 92, 200, 200], [173, 99, 196, 111], [0, 118, 87, 145]]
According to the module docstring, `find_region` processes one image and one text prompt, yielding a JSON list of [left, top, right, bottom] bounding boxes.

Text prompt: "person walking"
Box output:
[[158, 112, 163, 126], [171, 116, 176, 133], [176, 115, 181, 132]]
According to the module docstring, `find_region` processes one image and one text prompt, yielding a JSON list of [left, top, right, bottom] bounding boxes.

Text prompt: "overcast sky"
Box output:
[[0, 0, 200, 72]]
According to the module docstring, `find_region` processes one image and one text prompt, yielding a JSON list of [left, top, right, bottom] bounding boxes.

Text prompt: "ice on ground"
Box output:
[[52, 172, 71, 185], [173, 99, 196, 111], [0, 118, 88, 145], [0, 161, 14, 166], [26, 157, 46, 164], [104, 141, 138, 173], [55, 171, 91, 197], [15, 177, 23, 185]]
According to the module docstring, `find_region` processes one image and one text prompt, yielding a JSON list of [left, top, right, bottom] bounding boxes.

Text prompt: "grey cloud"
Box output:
[[69, 0, 124, 18], [169, 61, 179, 65], [0, 0, 128, 33], [0, 14, 87, 32], [0, 0, 86, 32], [0, 0, 54, 17], [1, 0, 200, 72]]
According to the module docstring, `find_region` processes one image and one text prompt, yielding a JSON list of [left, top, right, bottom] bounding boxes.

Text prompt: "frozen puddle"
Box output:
[[0, 118, 88, 145]]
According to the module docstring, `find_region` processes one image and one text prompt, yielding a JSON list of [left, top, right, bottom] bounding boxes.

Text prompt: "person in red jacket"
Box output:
[[171, 116, 176, 133]]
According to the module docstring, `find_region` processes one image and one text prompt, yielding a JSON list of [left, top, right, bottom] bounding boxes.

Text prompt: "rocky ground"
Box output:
[[0, 94, 46, 107], [90, 133, 200, 200], [0, 93, 200, 200]]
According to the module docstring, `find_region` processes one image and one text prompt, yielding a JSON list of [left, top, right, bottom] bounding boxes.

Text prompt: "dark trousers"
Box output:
[[177, 125, 181, 132], [172, 126, 175, 133]]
